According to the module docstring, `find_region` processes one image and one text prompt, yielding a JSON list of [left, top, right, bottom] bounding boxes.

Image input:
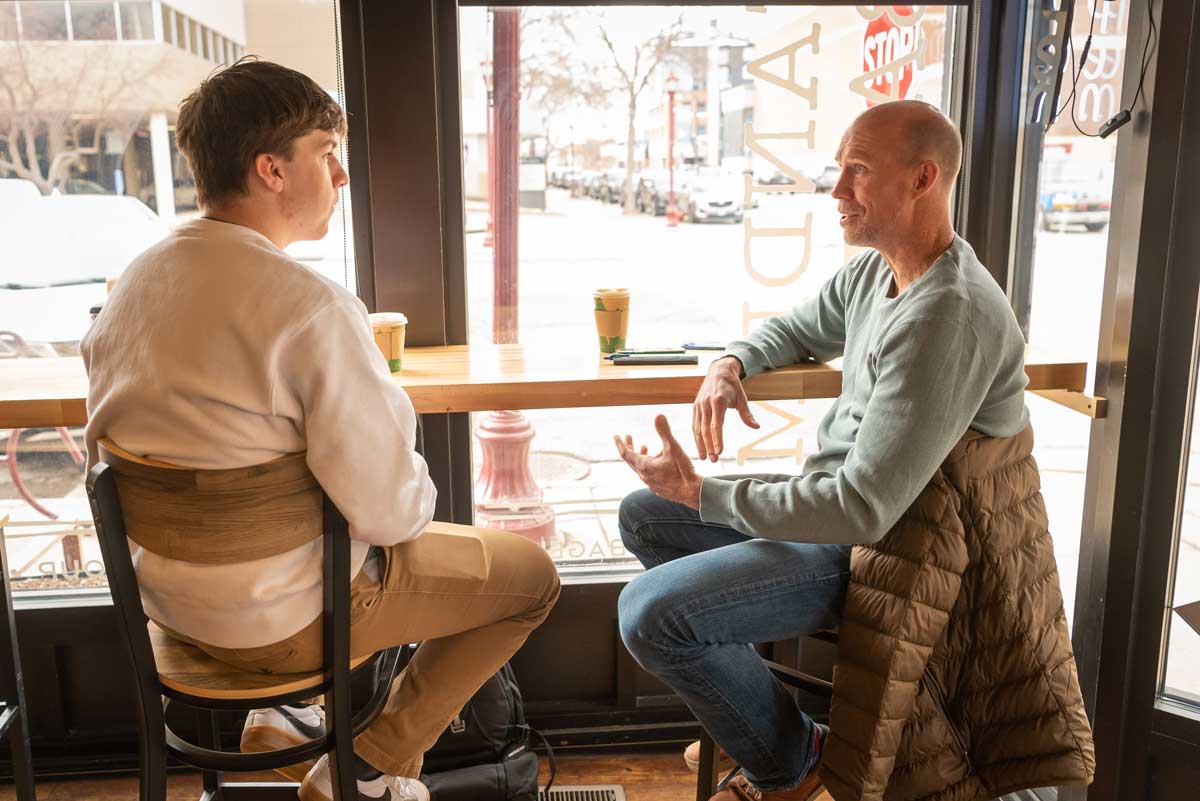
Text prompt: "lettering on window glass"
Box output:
[[736, 401, 806, 466], [1028, 1, 1071, 125], [743, 212, 814, 288], [1077, 0, 1125, 123], [738, 18, 822, 464], [1045, 0, 1129, 135]]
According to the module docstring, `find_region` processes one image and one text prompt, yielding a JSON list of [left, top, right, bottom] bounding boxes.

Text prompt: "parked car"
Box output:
[[760, 168, 797, 187], [1, 193, 170, 348], [635, 170, 672, 215], [569, 170, 596, 197], [0, 177, 41, 205], [1039, 159, 1113, 232], [583, 171, 606, 200], [678, 173, 744, 223], [812, 165, 840, 193], [555, 167, 579, 190], [600, 169, 626, 204]]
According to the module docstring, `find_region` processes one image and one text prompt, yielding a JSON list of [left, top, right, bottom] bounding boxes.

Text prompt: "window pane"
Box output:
[[1164, 362, 1200, 707], [160, 4, 171, 44], [0, 1, 357, 595], [0, 5, 18, 40], [118, 1, 152, 41], [458, 5, 955, 574], [70, 1, 117, 40], [1012, 0, 1130, 633], [19, 1, 69, 40]]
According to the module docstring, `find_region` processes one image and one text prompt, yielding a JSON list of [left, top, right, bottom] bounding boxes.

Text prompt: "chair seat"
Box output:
[[151, 624, 371, 701]]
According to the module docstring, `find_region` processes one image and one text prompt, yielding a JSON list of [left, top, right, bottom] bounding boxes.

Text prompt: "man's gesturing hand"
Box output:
[[614, 415, 703, 509], [693, 356, 760, 462]]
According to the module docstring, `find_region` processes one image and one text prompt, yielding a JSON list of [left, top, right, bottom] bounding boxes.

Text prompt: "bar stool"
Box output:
[[694, 631, 839, 801], [0, 515, 36, 800], [86, 438, 405, 801]]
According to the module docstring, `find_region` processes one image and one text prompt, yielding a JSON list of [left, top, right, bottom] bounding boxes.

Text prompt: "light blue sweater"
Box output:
[[700, 235, 1030, 545]]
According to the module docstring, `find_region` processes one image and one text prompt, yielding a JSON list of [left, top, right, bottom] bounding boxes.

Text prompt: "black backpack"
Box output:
[[420, 663, 555, 801]]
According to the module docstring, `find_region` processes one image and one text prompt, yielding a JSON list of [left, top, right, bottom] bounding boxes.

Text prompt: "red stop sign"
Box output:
[[862, 7, 919, 106]]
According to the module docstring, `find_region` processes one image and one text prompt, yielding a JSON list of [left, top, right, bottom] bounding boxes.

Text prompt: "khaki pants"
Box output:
[[175, 526, 561, 778]]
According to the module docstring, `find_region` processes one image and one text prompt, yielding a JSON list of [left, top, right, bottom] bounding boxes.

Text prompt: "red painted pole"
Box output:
[[493, 9, 520, 345], [484, 63, 495, 249], [666, 87, 678, 228], [476, 10, 555, 547]]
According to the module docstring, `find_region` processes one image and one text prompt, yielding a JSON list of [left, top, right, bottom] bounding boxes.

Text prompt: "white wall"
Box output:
[[242, 0, 339, 91], [170, 0, 246, 44]]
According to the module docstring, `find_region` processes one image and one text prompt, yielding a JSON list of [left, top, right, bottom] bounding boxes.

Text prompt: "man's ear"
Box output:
[[913, 160, 940, 198], [251, 153, 285, 194]]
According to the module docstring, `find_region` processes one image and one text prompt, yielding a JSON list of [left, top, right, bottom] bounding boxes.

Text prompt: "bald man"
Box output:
[[613, 101, 1029, 800]]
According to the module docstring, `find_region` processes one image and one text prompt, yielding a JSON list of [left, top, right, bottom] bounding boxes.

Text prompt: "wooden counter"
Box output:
[[0, 344, 1094, 430]]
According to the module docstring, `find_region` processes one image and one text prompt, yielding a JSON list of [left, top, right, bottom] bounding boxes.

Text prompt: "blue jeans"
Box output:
[[617, 487, 850, 792]]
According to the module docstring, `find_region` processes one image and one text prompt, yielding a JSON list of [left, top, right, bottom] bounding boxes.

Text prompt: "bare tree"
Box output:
[[0, 42, 167, 194], [519, 10, 608, 163], [545, 9, 684, 214], [595, 12, 684, 214]]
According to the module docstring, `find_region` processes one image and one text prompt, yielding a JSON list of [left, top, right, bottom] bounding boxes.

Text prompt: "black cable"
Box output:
[[1129, 0, 1157, 110], [1065, 0, 1102, 138], [1053, 23, 1078, 120], [1056, 0, 1159, 139]]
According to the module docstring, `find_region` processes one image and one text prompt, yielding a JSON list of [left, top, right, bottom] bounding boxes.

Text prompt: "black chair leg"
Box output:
[[696, 732, 720, 801], [7, 709, 36, 801], [139, 717, 169, 801], [196, 709, 223, 801], [326, 684, 357, 801]]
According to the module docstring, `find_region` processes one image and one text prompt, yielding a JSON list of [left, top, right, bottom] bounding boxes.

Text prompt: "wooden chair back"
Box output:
[[96, 438, 320, 564]]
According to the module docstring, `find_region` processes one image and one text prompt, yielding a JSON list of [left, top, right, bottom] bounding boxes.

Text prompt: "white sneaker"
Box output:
[[240, 704, 326, 783], [298, 753, 430, 801]]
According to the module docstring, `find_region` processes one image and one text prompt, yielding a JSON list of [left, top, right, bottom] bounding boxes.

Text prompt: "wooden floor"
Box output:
[[0, 748, 706, 801]]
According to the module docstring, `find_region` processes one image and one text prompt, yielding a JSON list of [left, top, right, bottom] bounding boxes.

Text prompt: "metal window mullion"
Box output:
[[113, 0, 122, 41], [63, 0, 73, 41]]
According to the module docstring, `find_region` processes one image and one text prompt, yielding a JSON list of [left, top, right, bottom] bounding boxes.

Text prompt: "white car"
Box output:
[[679, 173, 744, 223], [1, 183, 170, 350]]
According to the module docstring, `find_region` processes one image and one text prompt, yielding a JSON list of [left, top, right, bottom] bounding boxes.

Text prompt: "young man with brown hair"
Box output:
[[81, 59, 560, 801]]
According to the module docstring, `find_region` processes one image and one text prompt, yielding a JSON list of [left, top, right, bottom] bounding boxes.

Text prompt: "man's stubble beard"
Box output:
[[843, 220, 882, 248]]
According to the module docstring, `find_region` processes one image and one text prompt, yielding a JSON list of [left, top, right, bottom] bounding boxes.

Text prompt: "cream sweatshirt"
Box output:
[[81, 218, 436, 648]]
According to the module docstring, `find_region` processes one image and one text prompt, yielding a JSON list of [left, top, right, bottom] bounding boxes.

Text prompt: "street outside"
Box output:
[[2, 184, 1197, 701]]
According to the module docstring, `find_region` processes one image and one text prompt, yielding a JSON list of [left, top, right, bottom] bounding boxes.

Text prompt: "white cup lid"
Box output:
[[369, 312, 408, 325]]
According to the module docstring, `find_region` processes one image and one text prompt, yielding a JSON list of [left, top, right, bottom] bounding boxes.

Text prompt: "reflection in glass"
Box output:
[[119, 2, 154, 41], [0, 5, 18, 40], [19, 1, 69, 40], [70, 1, 118, 41]]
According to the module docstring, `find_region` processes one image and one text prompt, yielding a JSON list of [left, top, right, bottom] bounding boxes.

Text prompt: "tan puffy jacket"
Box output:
[[821, 426, 1096, 801]]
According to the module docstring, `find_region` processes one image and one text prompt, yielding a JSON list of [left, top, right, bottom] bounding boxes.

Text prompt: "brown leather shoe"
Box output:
[[684, 739, 737, 774], [707, 770, 826, 801]]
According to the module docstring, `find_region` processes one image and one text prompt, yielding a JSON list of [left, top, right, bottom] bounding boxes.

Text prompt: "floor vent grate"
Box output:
[[539, 785, 627, 801]]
